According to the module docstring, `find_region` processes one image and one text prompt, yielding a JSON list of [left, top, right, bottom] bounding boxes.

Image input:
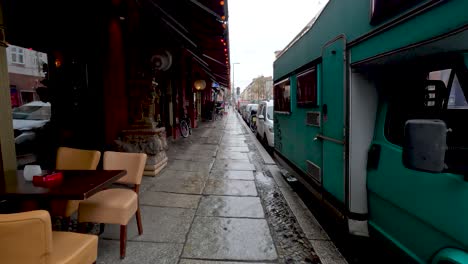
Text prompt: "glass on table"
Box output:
[[23, 165, 42, 181]]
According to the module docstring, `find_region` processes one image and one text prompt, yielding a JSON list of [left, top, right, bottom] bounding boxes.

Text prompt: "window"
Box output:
[[385, 67, 468, 146], [20, 91, 34, 104], [267, 106, 273, 120], [10, 47, 25, 64], [428, 69, 468, 109], [296, 68, 317, 107], [274, 78, 291, 113]]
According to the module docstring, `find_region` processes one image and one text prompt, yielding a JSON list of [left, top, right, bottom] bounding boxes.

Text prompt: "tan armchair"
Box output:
[[78, 151, 147, 259], [51, 147, 101, 218], [0, 210, 98, 264]]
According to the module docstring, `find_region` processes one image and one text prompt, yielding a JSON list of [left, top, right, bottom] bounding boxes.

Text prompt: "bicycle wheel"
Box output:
[[187, 118, 192, 134], [180, 120, 189, 138]]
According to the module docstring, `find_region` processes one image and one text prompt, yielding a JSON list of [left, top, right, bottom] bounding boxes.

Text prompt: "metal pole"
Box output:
[[232, 62, 239, 105]]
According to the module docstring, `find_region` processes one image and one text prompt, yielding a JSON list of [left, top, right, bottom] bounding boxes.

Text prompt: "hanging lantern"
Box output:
[[194, 80, 206, 91]]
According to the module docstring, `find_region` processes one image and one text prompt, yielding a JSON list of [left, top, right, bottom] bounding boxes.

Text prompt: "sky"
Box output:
[[229, 0, 327, 92]]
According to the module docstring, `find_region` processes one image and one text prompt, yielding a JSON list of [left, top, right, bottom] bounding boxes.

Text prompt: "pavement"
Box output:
[[95, 108, 347, 264]]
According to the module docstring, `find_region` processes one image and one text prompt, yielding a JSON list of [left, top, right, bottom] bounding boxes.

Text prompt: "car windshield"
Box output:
[[12, 102, 51, 120], [251, 105, 258, 110], [267, 106, 273, 120]]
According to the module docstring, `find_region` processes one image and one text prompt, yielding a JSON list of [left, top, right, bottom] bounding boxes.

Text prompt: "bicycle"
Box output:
[[213, 106, 224, 120], [179, 114, 192, 138]]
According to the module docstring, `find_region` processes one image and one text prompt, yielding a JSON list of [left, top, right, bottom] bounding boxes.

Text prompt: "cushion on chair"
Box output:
[[56, 147, 101, 170], [53, 147, 101, 217], [78, 189, 138, 225], [103, 151, 147, 185], [50, 231, 98, 264], [0, 210, 53, 264]]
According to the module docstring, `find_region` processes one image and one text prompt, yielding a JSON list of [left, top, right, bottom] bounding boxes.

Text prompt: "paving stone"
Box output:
[[203, 179, 258, 196], [219, 146, 249, 152], [149, 177, 205, 194], [140, 191, 201, 209], [173, 154, 216, 162], [222, 137, 247, 142], [219, 141, 249, 147], [168, 149, 217, 158], [97, 240, 182, 264], [212, 160, 255, 171], [309, 240, 347, 264], [182, 216, 277, 261], [158, 169, 209, 181], [180, 260, 271, 264], [216, 151, 249, 160], [101, 206, 195, 243], [197, 196, 264, 218], [186, 144, 218, 151], [166, 160, 213, 173], [210, 170, 254, 180]]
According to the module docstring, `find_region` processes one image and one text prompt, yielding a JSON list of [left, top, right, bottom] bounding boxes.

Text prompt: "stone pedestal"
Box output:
[[115, 127, 168, 177]]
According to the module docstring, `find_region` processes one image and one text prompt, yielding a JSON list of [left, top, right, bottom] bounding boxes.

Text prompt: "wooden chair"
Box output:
[[78, 151, 147, 259], [51, 147, 101, 221], [0, 210, 98, 264]]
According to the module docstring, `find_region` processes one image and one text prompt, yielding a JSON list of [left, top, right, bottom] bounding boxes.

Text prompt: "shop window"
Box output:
[[274, 78, 291, 113], [296, 67, 317, 107], [10, 47, 25, 64]]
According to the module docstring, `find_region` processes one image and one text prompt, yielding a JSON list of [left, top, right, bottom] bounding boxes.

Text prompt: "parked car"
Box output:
[[13, 101, 51, 144], [12, 101, 51, 166], [256, 100, 274, 149], [239, 104, 247, 118], [245, 104, 258, 126], [249, 105, 258, 132], [242, 104, 252, 121]]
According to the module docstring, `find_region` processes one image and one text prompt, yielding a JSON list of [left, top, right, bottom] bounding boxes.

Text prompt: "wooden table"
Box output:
[[0, 170, 126, 211]]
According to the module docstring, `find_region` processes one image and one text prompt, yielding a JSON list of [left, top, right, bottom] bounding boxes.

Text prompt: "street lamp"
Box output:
[[232, 62, 240, 104]]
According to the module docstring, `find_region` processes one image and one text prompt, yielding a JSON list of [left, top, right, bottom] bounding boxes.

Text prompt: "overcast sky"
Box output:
[[229, 0, 327, 92]]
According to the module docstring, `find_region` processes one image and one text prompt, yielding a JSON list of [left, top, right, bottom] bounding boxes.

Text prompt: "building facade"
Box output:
[[239, 76, 273, 102], [6, 45, 47, 107]]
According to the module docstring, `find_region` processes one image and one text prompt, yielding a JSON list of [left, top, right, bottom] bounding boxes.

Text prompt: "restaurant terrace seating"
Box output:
[[0, 210, 98, 264], [51, 147, 101, 219], [78, 151, 147, 259]]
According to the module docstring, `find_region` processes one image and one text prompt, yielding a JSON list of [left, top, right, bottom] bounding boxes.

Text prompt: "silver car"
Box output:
[[256, 100, 274, 148]]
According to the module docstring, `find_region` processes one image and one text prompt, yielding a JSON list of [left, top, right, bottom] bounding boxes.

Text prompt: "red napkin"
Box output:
[[33, 172, 63, 187]]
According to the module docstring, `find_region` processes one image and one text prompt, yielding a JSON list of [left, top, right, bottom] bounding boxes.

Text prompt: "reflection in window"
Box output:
[[296, 67, 317, 107], [428, 69, 468, 109], [10, 47, 25, 64], [274, 78, 291, 113], [448, 75, 467, 109]]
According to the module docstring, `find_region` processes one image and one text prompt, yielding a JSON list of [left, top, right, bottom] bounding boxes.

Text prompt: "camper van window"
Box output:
[[428, 69, 468, 109], [274, 78, 291, 113], [385, 67, 468, 162], [296, 68, 317, 107]]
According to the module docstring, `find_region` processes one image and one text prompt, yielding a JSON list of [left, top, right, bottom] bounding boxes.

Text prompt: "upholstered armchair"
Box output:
[[51, 147, 101, 218], [78, 151, 147, 259], [0, 210, 98, 264]]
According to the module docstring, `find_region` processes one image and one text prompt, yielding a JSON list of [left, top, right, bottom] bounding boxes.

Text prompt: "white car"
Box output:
[[256, 100, 274, 148], [12, 101, 51, 144], [246, 104, 258, 126]]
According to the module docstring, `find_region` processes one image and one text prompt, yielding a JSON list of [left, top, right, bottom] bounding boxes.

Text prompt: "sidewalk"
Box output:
[[96, 109, 346, 264]]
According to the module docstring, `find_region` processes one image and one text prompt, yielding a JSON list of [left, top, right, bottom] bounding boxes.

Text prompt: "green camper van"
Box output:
[[273, 0, 468, 263]]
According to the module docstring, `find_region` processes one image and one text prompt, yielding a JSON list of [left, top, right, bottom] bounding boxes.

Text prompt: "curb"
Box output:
[[235, 110, 348, 264], [235, 111, 275, 165]]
